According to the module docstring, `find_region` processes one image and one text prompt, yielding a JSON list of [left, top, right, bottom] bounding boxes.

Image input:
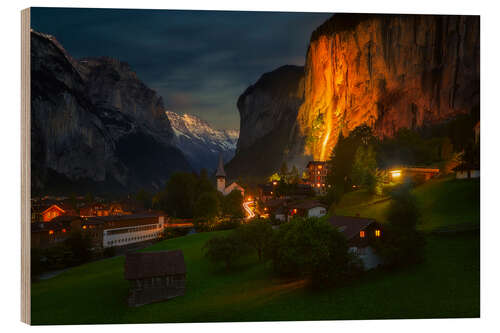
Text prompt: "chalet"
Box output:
[[31, 212, 166, 250], [258, 183, 275, 202], [124, 250, 186, 307], [329, 215, 383, 270], [32, 202, 76, 222], [79, 202, 130, 217], [288, 200, 328, 219], [454, 162, 480, 179], [387, 166, 439, 183], [261, 198, 287, 220], [30, 215, 80, 249], [83, 213, 166, 249], [215, 154, 245, 196], [258, 182, 313, 202], [306, 161, 329, 193]]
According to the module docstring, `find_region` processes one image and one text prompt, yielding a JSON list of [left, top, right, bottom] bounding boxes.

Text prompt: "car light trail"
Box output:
[[243, 201, 255, 219]]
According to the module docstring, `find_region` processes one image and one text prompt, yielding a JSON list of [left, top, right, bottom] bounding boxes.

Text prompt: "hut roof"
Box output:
[[124, 250, 186, 280], [328, 215, 377, 240]]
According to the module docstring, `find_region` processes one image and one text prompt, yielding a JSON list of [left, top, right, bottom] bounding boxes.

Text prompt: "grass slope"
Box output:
[[335, 177, 480, 232], [31, 176, 479, 324], [32, 232, 479, 324]]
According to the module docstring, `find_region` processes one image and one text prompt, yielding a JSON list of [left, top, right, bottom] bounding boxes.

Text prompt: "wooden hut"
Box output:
[[124, 250, 186, 307]]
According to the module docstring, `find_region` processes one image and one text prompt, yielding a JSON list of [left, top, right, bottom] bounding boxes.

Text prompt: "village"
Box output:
[[31, 119, 480, 308]]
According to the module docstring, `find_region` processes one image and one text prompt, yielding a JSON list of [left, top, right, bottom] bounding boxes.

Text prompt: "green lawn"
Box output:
[[32, 231, 479, 324], [31, 176, 480, 324], [335, 177, 480, 232]]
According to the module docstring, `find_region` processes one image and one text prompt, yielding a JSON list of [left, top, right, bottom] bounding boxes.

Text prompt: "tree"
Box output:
[[221, 190, 244, 218], [351, 144, 378, 192], [203, 234, 250, 270], [290, 165, 300, 184], [236, 219, 274, 261], [84, 192, 94, 205], [373, 184, 425, 267], [65, 230, 92, 265], [194, 191, 220, 220], [267, 217, 359, 286], [135, 189, 153, 210], [163, 172, 198, 218], [269, 173, 281, 182], [279, 162, 289, 183]]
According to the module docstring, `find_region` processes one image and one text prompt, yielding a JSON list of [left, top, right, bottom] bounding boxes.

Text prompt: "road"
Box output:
[[243, 201, 255, 219]]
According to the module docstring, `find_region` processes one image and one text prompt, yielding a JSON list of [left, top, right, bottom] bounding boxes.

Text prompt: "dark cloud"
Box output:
[[31, 8, 332, 130]]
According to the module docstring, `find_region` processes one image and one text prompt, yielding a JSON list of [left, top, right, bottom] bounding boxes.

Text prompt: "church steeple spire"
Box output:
[[216, 153, 226, 193], [215, 153, 226, 178]]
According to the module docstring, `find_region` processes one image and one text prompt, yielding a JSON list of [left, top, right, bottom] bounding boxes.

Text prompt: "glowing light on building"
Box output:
[[390, 170, 402, 178], [375, 229, 381, 237], [49, 230, 54, 235], [360, 230, 365, 238]]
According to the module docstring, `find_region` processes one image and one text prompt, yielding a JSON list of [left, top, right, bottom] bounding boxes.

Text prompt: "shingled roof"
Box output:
[[329, 215, 377, 240], [124, 250, 186, 280]]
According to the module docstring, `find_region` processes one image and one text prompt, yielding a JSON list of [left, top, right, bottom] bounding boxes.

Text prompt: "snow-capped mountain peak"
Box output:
[[165, 111, 239, 171]]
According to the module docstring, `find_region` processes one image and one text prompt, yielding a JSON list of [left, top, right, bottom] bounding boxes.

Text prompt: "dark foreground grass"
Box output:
[[31, 229, 479, 324]]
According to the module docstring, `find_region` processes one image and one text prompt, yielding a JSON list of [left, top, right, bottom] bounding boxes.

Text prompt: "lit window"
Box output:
[[360, 231, 365, 238], [293, 209, 297, 214], [318, 165, 323, 170], [375, 229, 381, 237], [82, 225, 87, 229], [49, 230, 54, 235]]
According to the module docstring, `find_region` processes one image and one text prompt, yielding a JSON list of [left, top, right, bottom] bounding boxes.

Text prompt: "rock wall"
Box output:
[[294, 14, 480, 161], [31, 30, 190, 194], [225, 65, 304, 180]]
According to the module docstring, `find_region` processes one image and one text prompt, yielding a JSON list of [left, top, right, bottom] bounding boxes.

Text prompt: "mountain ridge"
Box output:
[[31, 30, 191, 195], [165, 111, 239, 171]]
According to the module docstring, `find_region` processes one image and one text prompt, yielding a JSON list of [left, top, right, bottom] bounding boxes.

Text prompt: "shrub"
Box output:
[[196, 218, 242, 232], [164, 227, 191, 239], [64, 231, 92, 265], [203, 234, 250, 270], [194, 191, 220, 219], [103, 246, 116, 258], [235, 219, 274, 261], [267, 217, 358, 286], [374, 184, 425, 267]]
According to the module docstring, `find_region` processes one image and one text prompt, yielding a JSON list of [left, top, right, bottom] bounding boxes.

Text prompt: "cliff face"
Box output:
[[225, 65, 304, 180], [294, 14, 480, 161], [31, 30, 190, 194]]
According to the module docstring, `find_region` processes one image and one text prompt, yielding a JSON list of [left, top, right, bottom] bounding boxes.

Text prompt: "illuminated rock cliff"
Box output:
[[293, 14, 480, 161]]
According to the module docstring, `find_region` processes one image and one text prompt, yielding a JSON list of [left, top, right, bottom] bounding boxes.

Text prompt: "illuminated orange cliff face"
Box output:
[[296, 14, 480, 161]]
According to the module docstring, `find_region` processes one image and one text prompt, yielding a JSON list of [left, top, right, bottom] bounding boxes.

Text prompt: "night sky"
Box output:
[[31, 8, 332, 130]]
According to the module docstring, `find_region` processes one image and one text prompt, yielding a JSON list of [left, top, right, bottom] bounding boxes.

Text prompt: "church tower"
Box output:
[[216, 153, 226, 194]]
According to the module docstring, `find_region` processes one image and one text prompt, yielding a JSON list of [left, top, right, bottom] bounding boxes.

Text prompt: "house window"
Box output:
[[375, 229, 381, 237], [360, 230, 365, 238]]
